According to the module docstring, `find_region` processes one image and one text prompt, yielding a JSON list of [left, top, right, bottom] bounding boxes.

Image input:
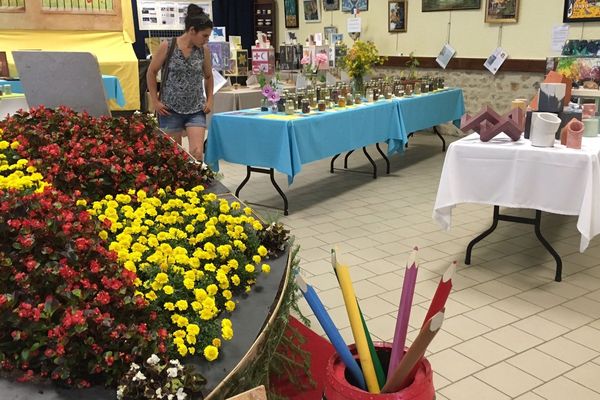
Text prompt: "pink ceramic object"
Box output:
[[461, 106, 524, 142], [582, 104, 597, 119], [565, 119, 585, 149]]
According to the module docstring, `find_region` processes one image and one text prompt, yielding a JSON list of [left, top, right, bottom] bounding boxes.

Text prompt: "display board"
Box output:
[[41, 0, 115, 14], [0, 0, 25, 12], [136, 0, 211, 31]]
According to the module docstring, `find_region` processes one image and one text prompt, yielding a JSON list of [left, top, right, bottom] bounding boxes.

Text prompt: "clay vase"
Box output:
[[530, 112, 561, 147], [583, 118, 599, 137], [582, 104, 597, 119], [564, 119, 585, 149]]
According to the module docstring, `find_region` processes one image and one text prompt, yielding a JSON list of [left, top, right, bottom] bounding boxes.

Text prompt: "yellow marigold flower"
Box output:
[[134, 278, 142, 287], [10, 141, 20, 150], [186, 324, 200, 336], [173, 329, 186, 338], [164, 302, 175, 311], [188, 347, 196, 355], [75, 199, 87, 207], [99, 230, 108, 241], [163, 285, 174, 295], [243, 207, 252, 216], [228, 259, 239, 269], [154, 272, 168, 284], [222, 290, 232, 300], [145, 291, 157, 301], [204, 263, 216, 272], [222, 318, 232, 328], [245, 264, 255, 273], [212, 338, 222, 347], [150, 281, 161, 291], [124, 261, 137, 273], [262, 264, 271, 274], [192, 301, 202, 311], [252, 255, 261, 264], [253, 221, 263, 231], [257, 246, 268, 257], [183, 278, 195, 290], [245, 286, 251, 293], [178, 345, 188, 357], [219, 203, 230, 213], [136, 189, 147, 200], [186, 335, 197, 345], [225, 301, 235, 312], [175, 300, 188, 311], [173, 337, 184, 346], [231, 202, 241, 210], [176, 316, 189, 327], [231, 275, 241, 286], [194, 288, 207, 301], [184, 270, 196, 281], [203, 345, 219, 361], [185, 224, 195, 233], [200, 308, 214, 320], [222, 326, 234, 341], [206, 284, 218, 296], [175, 188, 186, 197]]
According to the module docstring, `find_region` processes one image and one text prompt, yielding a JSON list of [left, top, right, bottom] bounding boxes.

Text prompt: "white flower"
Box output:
[[132, 371, 147, 381], [147, 354, 160, 365], [168, 395, 174, 400], [166, 367, 178, 378], [130, 362, 140, 370], [155, 388, 162, 397], [116, 386, 125, 400], [176, 387, 187, 400], [169, 359, 181, 366]]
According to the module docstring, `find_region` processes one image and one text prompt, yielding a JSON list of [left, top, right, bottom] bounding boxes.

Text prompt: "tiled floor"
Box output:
[[213, 132, 600, 399]]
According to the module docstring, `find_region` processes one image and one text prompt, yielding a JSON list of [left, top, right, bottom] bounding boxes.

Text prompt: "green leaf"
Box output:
[[71, 289, 82, 298]]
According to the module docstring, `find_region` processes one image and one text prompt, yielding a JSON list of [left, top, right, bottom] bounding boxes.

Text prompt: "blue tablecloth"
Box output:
[[206, 88, 465, 183], [207, 99, 405, 183], [0, 75, 126, 107], [395, 88, 465, 133]]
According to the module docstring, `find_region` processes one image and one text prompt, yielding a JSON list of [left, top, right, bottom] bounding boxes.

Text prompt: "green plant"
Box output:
[[405, 52, 420, 80], [339, 40, 386, 80]]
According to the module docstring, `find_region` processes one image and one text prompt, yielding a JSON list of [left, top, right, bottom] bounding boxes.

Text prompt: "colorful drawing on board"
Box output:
[[564, 0, 600, 22]]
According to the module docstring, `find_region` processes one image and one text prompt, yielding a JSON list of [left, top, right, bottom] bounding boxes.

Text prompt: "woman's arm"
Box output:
[[203, 45, 214, 113], [146, 40, 171, 115]]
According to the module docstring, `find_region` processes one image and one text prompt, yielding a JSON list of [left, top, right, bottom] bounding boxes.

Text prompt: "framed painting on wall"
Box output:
[[304, 0, 321, 22], [422, 0, 480, 12], [485, 0, 518, 23], [342, 0, 368, 12], [0, 52, 8, 77], [284, 0, 299, 28], [389, 0, 407, 32], [323, 0, 340, 11], [563, 0, 600, 23], [324, 25, 338, 42]]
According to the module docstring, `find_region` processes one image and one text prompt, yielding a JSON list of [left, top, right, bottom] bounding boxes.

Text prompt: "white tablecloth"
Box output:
[[433, 133, 600, 252]]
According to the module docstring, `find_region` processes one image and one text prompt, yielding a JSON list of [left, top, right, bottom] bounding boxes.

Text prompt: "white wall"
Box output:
[[276, 0, 600, 59]]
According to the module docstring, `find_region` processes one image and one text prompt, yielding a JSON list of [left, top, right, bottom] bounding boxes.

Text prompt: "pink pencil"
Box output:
[[387, 246, 419, 378], [422, 261, 456, 327]]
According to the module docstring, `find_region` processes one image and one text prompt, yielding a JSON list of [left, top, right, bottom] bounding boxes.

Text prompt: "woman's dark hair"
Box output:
[[185, 4, 213, 32]]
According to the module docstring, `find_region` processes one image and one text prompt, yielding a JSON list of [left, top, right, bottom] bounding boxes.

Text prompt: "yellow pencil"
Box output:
[[336, 264, 380, 393]]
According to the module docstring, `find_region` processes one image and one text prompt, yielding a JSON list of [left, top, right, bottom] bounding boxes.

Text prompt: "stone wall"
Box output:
[[373, 66, 545, 136]]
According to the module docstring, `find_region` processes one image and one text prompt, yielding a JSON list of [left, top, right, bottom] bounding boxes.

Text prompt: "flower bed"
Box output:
[[0, 108, 291, 398]]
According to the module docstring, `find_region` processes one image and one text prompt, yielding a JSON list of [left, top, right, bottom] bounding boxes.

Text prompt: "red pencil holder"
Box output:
[[323, 342, 435, 400]]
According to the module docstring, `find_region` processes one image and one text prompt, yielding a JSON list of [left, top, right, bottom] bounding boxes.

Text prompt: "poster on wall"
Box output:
[[436, 43, 456, 69], [284, 0, 300, 28], [485, 0, 518, 23], [342, 0, 367, 13], [388, 0, 407, 32], [484, 47, 508, 75], [422, 0, 480, 12], [137, 0, 211, 30], [304, 0, 321, 22], [563, 0, 600, 23]]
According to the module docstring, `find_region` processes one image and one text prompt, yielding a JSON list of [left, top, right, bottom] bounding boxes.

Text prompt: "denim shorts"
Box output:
[[159, 110, 207, 133]]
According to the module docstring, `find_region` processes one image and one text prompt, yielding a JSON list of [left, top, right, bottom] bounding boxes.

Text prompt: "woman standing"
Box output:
[[147, 4, 214, 164]]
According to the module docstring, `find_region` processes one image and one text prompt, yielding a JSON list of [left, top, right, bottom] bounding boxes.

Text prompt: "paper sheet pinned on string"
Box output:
[[484, 47, 508, 75], [552, 25, 569, 53]]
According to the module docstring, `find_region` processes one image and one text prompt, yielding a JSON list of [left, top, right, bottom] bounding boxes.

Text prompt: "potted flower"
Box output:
[[339, 41, 385, 96], [261, 84, 281, 112], [301, 52, 329, 88]]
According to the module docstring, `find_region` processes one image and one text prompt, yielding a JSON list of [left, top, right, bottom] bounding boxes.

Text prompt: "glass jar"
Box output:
[[366, 88, 374, 102], [301, 99, 311, 114], [338, 96, 346, 107], [346, 94, 354, 106], [278, 95, 286, 112], [310, 96, 318, 109], [3, 84, 11, 95], [354, 94, 362, 104], [324, 95, 332, 109], [405, 84, 413, 95], [385, 91, 392, 100], [331, 88, 339, 103], [414, 83, 421, 95], [318, 100, 326, 112], [285, 99, 296, 114]]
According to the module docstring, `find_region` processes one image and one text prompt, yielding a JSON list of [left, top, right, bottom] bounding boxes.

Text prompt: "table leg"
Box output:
[[465, 206, 563, 282], [344, 150, 355, 169], [235, 166, 289, 215], [405, 132, 414, 148], [330, 154, 340, 173], [362, 146, 377, 179], [375, 143, 390, 174], [433, 126, 446, 152]]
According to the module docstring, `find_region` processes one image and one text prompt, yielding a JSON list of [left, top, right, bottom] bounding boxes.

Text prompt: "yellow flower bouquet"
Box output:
[[339, 40, 386, 94]]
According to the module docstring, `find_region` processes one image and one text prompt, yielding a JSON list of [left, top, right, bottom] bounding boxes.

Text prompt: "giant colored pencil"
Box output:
[[381, 311, 445, 393], [296, 275, 367, 390], [422, 261, 456, 327], [387, 246, 419, 378], [336, 264, 380, 393], [331, 249, 386, 388]]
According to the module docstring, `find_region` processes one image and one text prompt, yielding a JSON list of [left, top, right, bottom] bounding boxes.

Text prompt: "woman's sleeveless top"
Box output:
[[161, 40, 206, 114]]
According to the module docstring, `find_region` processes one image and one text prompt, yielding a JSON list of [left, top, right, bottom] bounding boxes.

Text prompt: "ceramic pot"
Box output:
[[583, 118, 599, 137], [565, 119, 585, 149], [538, 83, 566, 113], [530, 112, 561, 147]]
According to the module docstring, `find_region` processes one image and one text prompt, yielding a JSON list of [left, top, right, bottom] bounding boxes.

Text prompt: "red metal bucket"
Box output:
[[323, 342, 435, 400]]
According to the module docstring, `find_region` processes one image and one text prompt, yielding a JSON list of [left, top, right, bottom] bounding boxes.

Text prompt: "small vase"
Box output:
[[260, 98, 269, 112], [352, 76, 364, 97], [270, 102, 278, 113]]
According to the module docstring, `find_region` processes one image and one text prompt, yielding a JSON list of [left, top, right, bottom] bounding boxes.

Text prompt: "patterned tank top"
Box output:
[[161, 39, 206, 114]]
